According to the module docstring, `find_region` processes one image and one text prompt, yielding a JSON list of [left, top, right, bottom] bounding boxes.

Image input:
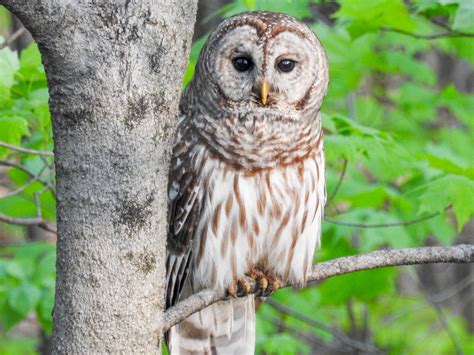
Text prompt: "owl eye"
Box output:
[[277, 59, 296, 73], [232, 57, 253, 72]]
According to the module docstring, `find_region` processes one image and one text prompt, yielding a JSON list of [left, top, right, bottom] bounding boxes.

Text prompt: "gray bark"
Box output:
[[0, 0, 197, 353]]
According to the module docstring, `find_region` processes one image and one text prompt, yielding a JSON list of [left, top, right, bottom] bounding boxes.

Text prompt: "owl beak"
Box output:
[[260, 81, 269, 106]]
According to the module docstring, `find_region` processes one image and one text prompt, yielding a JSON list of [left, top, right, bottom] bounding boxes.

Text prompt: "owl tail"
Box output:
[[168, 295, 256, 355]]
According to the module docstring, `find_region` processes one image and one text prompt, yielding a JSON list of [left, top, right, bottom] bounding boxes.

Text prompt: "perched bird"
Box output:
[[166, 11, 329, 354]]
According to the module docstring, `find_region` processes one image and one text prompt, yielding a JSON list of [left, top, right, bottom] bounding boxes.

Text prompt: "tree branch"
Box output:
[[0, 160, 56, 196], [0, 141, 54, 157], [0, 27, 26, 49], [326, 158, 347, 206], [0, 184, 57, 233], [382, 27, 474, 39], [0, 212, 56, 233], [163, 244, 474, 332], [414, 269, 463, 355], [266, 299, 381, 353], [0, 165, 47, 199], [324, 206, 449, 228]]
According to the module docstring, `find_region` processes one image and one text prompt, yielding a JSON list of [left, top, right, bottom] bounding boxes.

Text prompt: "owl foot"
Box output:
[[227, 277, 252, 298], [248, 269, 281, 297]]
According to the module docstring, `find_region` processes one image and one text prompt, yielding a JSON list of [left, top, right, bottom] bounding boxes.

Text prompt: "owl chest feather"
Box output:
[[191, 145, 325, 290]]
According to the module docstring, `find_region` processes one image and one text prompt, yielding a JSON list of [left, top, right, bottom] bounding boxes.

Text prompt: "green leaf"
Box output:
[[446, 37, 474, 65], [422, 153, 474, 179], [183, 36, 207, 88], [0, 48, 19, 89], [222, 0, 312, 19], [412, 0, 444, 12], [437, 84, 474, 127], [259, 332, 310, 354], [452, 1, 474, 32], [25, 88, 49, 108], [0, 47, 19, 105], [319, 267, 397, 305], [5, 260, 30, 281], [414, 174, 474, 231], [342, 186, 389, 209], [0, 335, 38, 355], [384, 51, 436, 85], [335, 0, 415, 38], [36, 290, 54, 335], [17, 43, 46, 83], [33, 250, 56, 288], [242, 0, 256, 11], [0, 116, 30, 156], [7, 283, 41, 317], [0, 296, 25, 330]]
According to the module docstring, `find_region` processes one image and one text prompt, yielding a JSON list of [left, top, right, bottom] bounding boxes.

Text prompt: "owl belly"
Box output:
[[192, 152, 325, 291]]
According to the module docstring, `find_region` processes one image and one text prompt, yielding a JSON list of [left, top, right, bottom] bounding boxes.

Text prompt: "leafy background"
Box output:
[[0, 0, 473, 354]]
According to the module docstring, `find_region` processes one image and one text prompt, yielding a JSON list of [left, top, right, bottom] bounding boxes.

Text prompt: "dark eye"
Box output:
[[232, 57, 253, 72], [277, 59, 296, 73]]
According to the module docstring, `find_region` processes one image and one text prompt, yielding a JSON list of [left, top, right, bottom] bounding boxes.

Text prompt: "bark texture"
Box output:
[[0, 0, 197, 353]]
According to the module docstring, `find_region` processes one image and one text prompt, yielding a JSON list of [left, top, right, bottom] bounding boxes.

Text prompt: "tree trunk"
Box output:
[[0, 0, 197, 352]]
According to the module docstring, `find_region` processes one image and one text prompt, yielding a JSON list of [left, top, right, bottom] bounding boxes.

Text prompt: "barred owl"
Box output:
[[166, 11, 329, 354]]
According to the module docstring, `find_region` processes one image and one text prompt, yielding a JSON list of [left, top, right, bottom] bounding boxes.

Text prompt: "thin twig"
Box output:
[[0, 141, 54, 157], [0, 165, 48, 199], [33, 185, 49, 218], [0, 160, 56, 196], [260, 314, 330, 349], [266, 299, 381, 353], [347, 299, 357, 336], [39, 154, 55, 170], [415, 269, 464, 355], [0, 212, 56, 233], [163, 244, 474, 332], [0, 27, 26, 49], [382, 27, 474, 39], [381, 275, 473, 327], [1, 178, 36, 199], [430, 276, 474, 304], [325, 205, 451, 229], [326, 158, 348, 206], [0, 184, 56, 233]]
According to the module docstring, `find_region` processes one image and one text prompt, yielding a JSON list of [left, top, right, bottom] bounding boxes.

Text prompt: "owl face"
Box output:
[[195, 12, 329, 117]]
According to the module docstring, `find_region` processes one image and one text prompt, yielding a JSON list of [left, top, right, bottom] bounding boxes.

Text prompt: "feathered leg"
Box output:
[[168, 296, 255, 355]]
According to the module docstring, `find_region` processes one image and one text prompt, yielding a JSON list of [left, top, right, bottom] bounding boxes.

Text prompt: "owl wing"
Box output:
[[166, 120, 204, 309]]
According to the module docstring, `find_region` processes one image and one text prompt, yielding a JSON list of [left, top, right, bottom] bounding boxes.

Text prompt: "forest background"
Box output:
[[0, 0, 473, 353]]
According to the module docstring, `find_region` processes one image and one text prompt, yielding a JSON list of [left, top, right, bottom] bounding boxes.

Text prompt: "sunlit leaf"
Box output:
[[7, 283, 41, 317]]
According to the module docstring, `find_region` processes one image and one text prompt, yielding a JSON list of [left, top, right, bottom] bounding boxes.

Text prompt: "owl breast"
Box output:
[[191, 145, 325, 291]]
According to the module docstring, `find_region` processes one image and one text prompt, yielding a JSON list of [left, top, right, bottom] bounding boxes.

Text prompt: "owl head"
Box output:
[[187, 12, 329, 120]]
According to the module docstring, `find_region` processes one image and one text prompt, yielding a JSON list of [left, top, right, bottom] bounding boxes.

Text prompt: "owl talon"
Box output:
[[227, 282, 238, 298], [263, 276, 281, 297], [227, 277, 252, 298], [248, 269, 269, 296], [248, 269, 281, 297]]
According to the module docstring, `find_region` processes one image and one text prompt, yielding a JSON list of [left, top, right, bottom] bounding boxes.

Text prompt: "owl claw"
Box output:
[[248, 269, 268, 296], [227, 277, 251, 298], [248, 269, 281, 297], [227, 272, 282, 298], [263, 275, 281, 297]]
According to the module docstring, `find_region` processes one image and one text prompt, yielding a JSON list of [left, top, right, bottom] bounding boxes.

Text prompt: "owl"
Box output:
[[166, 11, 329, 354]]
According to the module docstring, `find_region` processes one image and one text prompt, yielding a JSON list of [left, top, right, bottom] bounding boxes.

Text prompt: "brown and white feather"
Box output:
[[166, 11, 329, 354]]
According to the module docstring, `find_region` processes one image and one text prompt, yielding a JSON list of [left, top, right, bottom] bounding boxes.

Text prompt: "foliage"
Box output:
[[1, 0, 473, 353], [0, 40, 55, 228], [0, 243, 55, 354]]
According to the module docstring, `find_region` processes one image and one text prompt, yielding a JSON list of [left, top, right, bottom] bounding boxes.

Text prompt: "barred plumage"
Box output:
[[166, 11, 329, 354]]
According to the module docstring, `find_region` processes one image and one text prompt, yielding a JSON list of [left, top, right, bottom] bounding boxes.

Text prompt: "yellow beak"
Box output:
[[260, 81, 269, 106]]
